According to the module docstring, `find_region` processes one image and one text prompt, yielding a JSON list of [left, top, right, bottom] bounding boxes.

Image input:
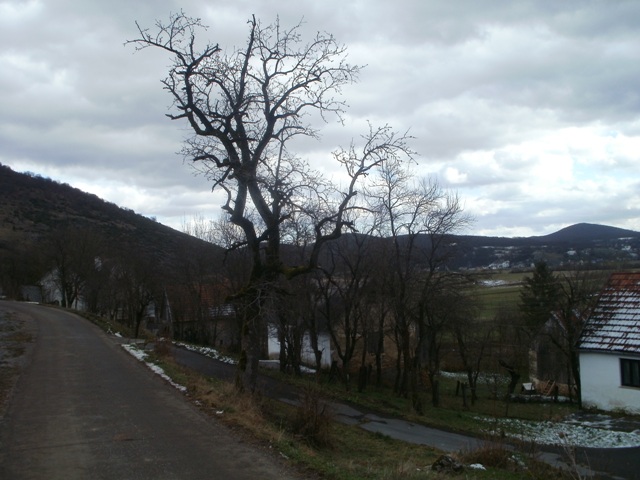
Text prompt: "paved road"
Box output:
[[0, 301, 304, 480]]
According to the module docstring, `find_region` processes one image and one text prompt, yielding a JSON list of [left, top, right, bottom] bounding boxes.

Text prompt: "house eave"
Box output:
[[579, 348, 640, 358]]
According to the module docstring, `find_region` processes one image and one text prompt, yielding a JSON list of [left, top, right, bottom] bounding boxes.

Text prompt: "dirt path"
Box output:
[[0, 301, 307, 480]]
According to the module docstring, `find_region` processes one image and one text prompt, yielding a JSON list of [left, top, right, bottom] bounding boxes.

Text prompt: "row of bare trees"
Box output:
[[127, 11, 489, 395], [129, 12, 610, 406], [181, 163, 476, 408], [0, 227, 164, 338]]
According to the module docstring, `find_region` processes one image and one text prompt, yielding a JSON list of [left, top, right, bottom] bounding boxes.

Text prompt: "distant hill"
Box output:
[[449, 223, 640, 270], [537, 223, 640, 243], [1, 163, 639, 274], [0, 163, 222, 272]]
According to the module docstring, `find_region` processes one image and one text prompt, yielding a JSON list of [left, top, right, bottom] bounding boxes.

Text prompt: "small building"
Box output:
[[267, 325, 332, 368], [39, 270, 87, 310], [166, 283, 241, 350], [579, 272, 640, 414]]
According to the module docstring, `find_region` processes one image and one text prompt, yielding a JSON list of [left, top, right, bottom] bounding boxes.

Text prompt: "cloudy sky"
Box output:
[[1, 0, 639, 237]]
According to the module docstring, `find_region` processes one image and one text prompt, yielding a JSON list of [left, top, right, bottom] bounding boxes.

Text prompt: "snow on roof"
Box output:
[[580, 272, 640, 354]]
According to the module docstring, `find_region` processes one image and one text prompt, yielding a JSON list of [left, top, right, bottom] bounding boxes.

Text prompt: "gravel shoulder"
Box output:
[[0, 305, 36, 419]]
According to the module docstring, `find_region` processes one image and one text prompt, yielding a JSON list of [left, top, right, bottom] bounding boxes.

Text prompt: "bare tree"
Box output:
[[129, 13, 412, 392], [520, 265, 607, 405], [365, 154, 471, 410], [449, 285, 488, 404], [549, 270, 607, 406], [43, 228, 102, 309], [365, 159, 428, 399], [113, 251, 159, 339], [413, 189, 472, 408], [316, 232, 375, 390]]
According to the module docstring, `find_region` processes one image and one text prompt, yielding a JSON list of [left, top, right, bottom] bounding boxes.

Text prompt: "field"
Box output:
[[470, 271, 526, 321]]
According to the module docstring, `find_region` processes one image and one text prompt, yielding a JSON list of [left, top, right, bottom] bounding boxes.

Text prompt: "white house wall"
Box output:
[[267, 326, 332, 368], [580, 352, 640, 414]]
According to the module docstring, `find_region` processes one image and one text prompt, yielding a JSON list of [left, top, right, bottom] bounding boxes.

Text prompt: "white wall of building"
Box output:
[[268, 325, 332, 368], [580, 352, 640, 414]]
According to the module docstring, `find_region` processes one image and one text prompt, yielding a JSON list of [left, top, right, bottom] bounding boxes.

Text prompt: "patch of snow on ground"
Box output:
[[478, 417, 640, 448], [441, 371, 510, 387], [479, 279, 507, 287], [174, 341, 237, 365], [177, 342, 320, 373], [122, 344, 187, 393]]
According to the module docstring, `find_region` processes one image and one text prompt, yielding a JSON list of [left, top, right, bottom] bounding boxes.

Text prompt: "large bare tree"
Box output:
[[129, 13, 412, 391]]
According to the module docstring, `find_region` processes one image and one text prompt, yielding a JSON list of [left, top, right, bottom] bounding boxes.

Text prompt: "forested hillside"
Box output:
[[0, 163, 223, 299]]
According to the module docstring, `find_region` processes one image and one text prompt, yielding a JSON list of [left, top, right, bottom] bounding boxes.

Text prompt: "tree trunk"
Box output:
[[237, 318, 261, 394]]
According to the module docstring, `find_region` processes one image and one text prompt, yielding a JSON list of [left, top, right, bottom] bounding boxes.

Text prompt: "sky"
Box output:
[[1, 0, 639, 238]]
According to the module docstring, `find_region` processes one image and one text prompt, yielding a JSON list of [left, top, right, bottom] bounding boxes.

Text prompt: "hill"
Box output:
[[2, 163, 639, 277], [0, 163, 222, 273], [538, 223, 640, 243], [451, 223, 640, 270]]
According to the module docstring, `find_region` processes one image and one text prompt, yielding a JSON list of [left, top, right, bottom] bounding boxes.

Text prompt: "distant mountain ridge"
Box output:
[[450, 223, 640, 270], [1, 163, 638, 271]]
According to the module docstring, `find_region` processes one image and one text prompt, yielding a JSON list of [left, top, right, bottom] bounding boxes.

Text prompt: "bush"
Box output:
[[459, 439, 514, 470], [292, 383, 333, 447], [154, 337, 173, 357]]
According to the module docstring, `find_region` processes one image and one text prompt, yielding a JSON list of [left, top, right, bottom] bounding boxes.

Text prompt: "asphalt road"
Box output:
[[0, 301, 305, 480]]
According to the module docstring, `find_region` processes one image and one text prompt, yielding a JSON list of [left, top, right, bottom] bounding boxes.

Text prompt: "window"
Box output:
[[620, 358, 640, 388]]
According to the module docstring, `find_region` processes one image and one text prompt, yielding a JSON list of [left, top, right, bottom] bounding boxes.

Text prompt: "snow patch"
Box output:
[[174, 341, 237, 365], [477, 417, 640, 448], [122, 344, 187, 393]]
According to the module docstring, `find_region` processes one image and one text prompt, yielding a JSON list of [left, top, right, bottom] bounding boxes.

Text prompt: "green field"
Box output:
[[469, 271, 526, 321]]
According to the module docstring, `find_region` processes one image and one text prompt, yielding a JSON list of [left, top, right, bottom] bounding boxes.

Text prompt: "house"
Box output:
[[579, 272, 640, 414], [166, 283, 241, 350], [267, 324, 332, 368], [39, 269, 87, 310]]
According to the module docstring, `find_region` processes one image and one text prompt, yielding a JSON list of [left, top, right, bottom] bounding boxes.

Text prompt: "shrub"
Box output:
[[154, 337, 173, 357], [292, 383, 333, 447]]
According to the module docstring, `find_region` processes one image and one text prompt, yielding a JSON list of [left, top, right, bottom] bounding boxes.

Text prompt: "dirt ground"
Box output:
[[0, 308, 34, 418]]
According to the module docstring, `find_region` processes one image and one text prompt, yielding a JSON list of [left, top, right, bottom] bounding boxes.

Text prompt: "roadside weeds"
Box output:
[[129, 341, 587, 480]]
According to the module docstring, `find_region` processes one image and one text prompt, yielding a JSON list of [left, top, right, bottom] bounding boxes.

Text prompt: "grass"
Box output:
[[142, 344, 582, 480], [261, 366, 578, 437], [470, 271, 525, 321], [79, 311, 135, 338]]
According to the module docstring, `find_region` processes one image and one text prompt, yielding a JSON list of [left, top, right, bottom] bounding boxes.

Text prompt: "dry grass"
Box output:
[[291, 383, 334, 447], [153, 337, 173, 357], [459, 440, 515, 470]]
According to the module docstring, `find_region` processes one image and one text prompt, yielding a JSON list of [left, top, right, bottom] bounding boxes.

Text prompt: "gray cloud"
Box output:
[[1, 0, 639, 237]]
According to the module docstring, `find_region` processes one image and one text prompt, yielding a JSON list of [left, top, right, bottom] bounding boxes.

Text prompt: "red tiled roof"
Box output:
[[580, 272, 640, 354]]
